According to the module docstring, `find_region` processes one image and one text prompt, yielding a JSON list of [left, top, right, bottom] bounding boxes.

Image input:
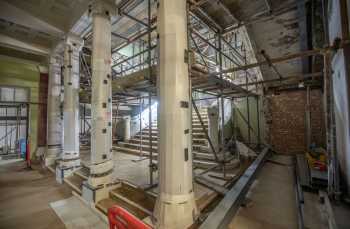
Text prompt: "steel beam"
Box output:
[[199, 147, 270, 229]]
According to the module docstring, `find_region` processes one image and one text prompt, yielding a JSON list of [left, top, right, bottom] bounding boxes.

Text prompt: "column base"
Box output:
[[45, 146, 61, 167], [55, 159, 81, 184], [82, 160, 115, 203], [154, 192, 198, 229], [82, 173, 115, 203], [45, 156, 58, 168]]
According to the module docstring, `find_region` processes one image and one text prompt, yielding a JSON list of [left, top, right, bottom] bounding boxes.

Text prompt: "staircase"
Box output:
[[114, 108, 219, 168], [64, 167, 156, 221]]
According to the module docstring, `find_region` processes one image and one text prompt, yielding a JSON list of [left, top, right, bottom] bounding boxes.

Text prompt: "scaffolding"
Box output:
[[76, 0, 331, 190]]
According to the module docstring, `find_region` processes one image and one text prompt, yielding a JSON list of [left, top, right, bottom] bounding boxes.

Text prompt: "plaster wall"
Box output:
[[0, 57, 40, 159], [328, 0, 350, 193]]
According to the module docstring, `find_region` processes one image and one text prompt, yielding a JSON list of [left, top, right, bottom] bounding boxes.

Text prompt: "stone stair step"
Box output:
[[129, 139, 158, 145], [138, 128, 206, 134], [118, 142, 204, 152], [118, 142, 157, 152], [133, 135, 158, 140], [129, 138, 207, 146], [114, 146, 155, 158], [64, 173, 85, 194], [74, 166, 90, 180], [97, 196, 148, 220], [110, 183, 155, 215], [114, 146, 218, 168], [193, 152, 216, 161], [192, 124, 208, 129], [192, 120, 208, 123]]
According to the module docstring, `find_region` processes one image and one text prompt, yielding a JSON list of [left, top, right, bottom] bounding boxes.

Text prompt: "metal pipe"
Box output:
[[139, 97, 143, 157], [245, 48, 251, 144], [148, 92, 153, 185], [147, 0, 153, 186], [192, 97, 219, 161], [112, 46, 156, 67], [219, 34, 226, 177], [122, 11, 149, 28], [190, 28, 242, 67], [256, 96, 261, 146], [260, 49, 283, 79], [112, 26, 157, 54]]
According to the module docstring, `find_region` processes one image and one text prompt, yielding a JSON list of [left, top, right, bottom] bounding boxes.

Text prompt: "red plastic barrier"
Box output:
[[108, 206, 152, 229]]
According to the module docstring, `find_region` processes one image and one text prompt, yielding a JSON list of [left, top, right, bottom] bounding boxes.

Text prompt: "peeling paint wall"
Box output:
[[234, 96, 262, 145]]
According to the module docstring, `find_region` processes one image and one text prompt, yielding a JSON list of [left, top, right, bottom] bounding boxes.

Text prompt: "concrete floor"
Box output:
[[229, 155, 298, 229], [0, 153, 336, 229], [81, 149, 217, 202], [228, 155, 330, 229], [0, 159, 71, 229]]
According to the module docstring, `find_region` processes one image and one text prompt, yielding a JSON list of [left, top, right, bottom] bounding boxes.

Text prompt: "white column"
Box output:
[[45, 55, 63, 166], [208, 106, 219, 152], [88, 0, 114, 191], [58, 34, 83, 176], [154, 0, 198, 228], [123, 115, 131, 141]]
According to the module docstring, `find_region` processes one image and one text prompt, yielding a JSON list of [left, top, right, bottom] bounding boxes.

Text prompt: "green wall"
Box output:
[[0, 57, 40, 159], [234, 96, 263, 145]]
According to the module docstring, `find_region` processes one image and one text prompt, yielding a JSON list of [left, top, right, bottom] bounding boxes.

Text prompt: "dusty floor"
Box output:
[[228, 155, 328, 229], [229, 155, 298, 229], [0, 159, 71, 229]]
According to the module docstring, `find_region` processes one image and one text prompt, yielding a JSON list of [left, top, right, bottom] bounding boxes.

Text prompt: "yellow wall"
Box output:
[[0, 57, 41, 158]]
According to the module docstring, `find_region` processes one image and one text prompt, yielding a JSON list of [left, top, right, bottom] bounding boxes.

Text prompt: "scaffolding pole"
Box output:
[[147, 0, 153, 186]]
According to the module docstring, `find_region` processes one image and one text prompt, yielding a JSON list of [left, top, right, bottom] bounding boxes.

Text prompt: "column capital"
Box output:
[[89, 0, 116, 17], [49, 54, 63, 65], [49, 41, 65, 64], [65, 33, 84, 51]]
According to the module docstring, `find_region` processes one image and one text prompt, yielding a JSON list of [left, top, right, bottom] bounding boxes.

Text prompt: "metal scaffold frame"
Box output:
[[77, 0, 338, 191], [77, 0, 265, 186]]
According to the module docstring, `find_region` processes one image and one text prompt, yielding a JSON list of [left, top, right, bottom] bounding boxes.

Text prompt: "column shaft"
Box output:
[[208, 106, 219, 152], [89, 4, 113, 187], [123, 116, 131, 141], [62, 41, 81, 167], [154, 0, 198, 228], [45, 56, 63, 166]]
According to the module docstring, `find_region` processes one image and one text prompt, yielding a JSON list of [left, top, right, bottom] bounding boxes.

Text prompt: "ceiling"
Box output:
[[201, 0, 302, 80], [0, 0, 303, 82], [0, 0, 89, 64]]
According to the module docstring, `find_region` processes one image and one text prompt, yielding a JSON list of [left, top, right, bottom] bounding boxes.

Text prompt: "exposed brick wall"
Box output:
[[310, 89, 326, 147], [266, 89, 325, 154]]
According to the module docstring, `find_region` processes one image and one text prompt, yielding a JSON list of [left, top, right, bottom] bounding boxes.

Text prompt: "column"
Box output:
[[207, 106, 219, 152], [123, 115, 131, 141], [154, 0, 198, 228], [82, 0, 114, 203], [45, 55, 63, 166], [56, 34, 83, 182]]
